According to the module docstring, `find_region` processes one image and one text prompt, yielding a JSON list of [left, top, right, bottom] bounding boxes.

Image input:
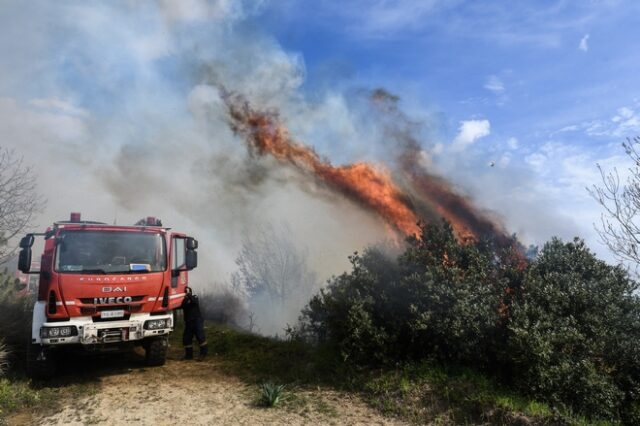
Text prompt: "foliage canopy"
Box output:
[[298, 221, 640, 423]]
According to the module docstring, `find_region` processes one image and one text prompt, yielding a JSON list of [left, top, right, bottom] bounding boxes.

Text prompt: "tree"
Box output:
[[507, 237, 640, 421], [233, 223, 317, 304], [0, 148, 43, 263], [589, 136, 640, 265], [232, 223, 318, 335], [299, 221, 521, 366], [298, 222, 640, 421]]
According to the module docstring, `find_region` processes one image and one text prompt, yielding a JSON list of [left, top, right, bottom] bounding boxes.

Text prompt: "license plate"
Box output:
[[101, 310, 125, 319]]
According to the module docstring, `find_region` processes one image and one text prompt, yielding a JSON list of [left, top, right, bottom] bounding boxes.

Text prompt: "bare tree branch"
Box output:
[[232, 223, 318, 305], [588, 136, 640, 265], [0, 147, 44, 263]]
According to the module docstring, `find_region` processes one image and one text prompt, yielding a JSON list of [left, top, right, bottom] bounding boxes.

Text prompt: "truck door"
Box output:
[[171, 237, 186, 289]]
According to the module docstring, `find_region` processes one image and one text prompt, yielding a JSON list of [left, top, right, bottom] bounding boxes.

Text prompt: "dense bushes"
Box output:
[[198, 286, 248, 328], [0, 269, 33, 352], [301, 222, 522, 366], [507, 238, 640, 422], [298, 222, 640, 423]]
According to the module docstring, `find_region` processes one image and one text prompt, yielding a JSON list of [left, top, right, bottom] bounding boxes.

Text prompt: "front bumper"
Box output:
[[38, 313, 173, 346]]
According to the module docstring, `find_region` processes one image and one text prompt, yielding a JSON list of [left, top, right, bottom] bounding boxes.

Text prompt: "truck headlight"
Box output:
[[41, 326, 77, 338], [144, 319, 169, 330]]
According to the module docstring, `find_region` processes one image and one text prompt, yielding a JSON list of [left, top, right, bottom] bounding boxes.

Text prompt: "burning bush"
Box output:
[[299, 221, 522, 366], [297, 222, 640, 422]]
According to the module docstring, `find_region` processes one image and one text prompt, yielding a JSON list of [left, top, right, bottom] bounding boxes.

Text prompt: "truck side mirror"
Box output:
[[185, 250, 197, 270], [18, 248, 32, 273], [19, 234, 34, 248], [186, 237, 198, 250]]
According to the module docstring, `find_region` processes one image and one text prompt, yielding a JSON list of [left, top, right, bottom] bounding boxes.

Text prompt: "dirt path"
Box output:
[[11, 358, 405, 426]]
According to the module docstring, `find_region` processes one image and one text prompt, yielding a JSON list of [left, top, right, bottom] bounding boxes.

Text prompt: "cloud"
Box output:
[[579, 34, 590, 51], [613, 106, 634, 121], [312, 0, 449, 38], [157, 0, 261, 24], [451, 119, 491, 152], [433, 133, 630, 263], [611, 106, 640, 135], [484, 75, 505, 94], [551, 104, 640, 139], [507, 137, 519, 150], [358, 0, 442, 34], [29, 98, 88, 117]]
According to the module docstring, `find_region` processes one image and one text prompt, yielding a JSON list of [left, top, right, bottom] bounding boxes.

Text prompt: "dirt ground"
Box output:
[[8, 352, 405, 426]]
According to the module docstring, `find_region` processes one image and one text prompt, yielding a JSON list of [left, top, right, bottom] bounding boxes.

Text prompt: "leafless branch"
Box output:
[[0, 147, 44, 263], [588, 136, 640, 265], [232, 223, 318, 305]]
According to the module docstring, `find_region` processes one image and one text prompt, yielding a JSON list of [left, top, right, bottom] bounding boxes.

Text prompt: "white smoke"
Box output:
[[0, 0, 608, 334], [0, 0, 392, 334]]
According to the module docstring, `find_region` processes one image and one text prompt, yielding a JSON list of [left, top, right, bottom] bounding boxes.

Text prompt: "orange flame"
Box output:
[[225, 94, 514, 247], [402, 164, 512, 247], [227, 98, 420, 236]]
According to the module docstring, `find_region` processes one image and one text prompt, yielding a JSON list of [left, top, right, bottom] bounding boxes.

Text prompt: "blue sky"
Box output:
[[2, 0, 640, 266], [262, 1, 639, 143], [253, 0, 640, 259]]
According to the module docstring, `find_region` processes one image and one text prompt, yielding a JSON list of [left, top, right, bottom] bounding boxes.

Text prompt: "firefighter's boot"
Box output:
[[183, 346, 194, 360], [197, 343, 208, 361]]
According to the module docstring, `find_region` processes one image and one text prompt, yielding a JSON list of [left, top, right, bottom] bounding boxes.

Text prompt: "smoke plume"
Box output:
[[0, 1, 526, 335], [224, 90, 512, 246]]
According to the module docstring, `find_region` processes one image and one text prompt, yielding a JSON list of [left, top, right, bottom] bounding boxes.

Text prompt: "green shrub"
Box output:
[[198, 287, 248, 328], [507, 238, 640, 422], [298, 222, 640, 423], [300, 221, 521, 367], [0, 378, 41, 419], [0, 269, 33, 354], [301, 249, 397, 364]]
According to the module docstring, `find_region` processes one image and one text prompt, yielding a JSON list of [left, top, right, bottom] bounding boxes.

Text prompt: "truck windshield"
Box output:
[[55, 231, 166, 274]]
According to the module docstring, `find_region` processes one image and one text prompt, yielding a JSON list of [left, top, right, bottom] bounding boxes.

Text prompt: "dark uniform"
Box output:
[[181, 288, 208, 360]]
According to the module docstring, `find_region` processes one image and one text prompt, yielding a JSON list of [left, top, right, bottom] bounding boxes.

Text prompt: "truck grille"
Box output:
[[99, 329, 124, 343], [79, 295, 145, 304]]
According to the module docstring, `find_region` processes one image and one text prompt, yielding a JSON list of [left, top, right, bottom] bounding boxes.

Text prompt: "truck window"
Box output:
[[55, 231, 166, 274], [171, 237, 186, 288], [172, 238, 185, 270]]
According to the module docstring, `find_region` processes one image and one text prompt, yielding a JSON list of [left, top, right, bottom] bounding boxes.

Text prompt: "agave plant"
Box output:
[[260, 382, 285, 407]]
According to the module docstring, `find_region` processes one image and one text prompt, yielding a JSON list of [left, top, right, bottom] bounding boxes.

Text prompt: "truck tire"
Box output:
[[26, 344, 56, 380], [145, 337, 168, 366]]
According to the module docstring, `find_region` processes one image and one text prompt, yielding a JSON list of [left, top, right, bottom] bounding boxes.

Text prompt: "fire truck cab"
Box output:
[[18, 213, 198, 379]]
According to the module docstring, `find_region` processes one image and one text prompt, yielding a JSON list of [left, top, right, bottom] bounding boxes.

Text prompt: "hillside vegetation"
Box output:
[[2, 222, 640, 424], [295, 221, 640, 424]]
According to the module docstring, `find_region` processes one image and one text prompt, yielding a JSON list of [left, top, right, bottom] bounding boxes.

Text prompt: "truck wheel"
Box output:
[[26, 344, 56, 380], [145, 337, 168, 366]]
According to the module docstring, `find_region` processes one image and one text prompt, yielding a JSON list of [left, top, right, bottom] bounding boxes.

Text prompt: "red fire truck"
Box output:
[[17, 213, 198, 379]]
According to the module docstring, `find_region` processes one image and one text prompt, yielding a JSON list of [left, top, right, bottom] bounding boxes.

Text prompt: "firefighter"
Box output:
[[181, 286, 208, 360]]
